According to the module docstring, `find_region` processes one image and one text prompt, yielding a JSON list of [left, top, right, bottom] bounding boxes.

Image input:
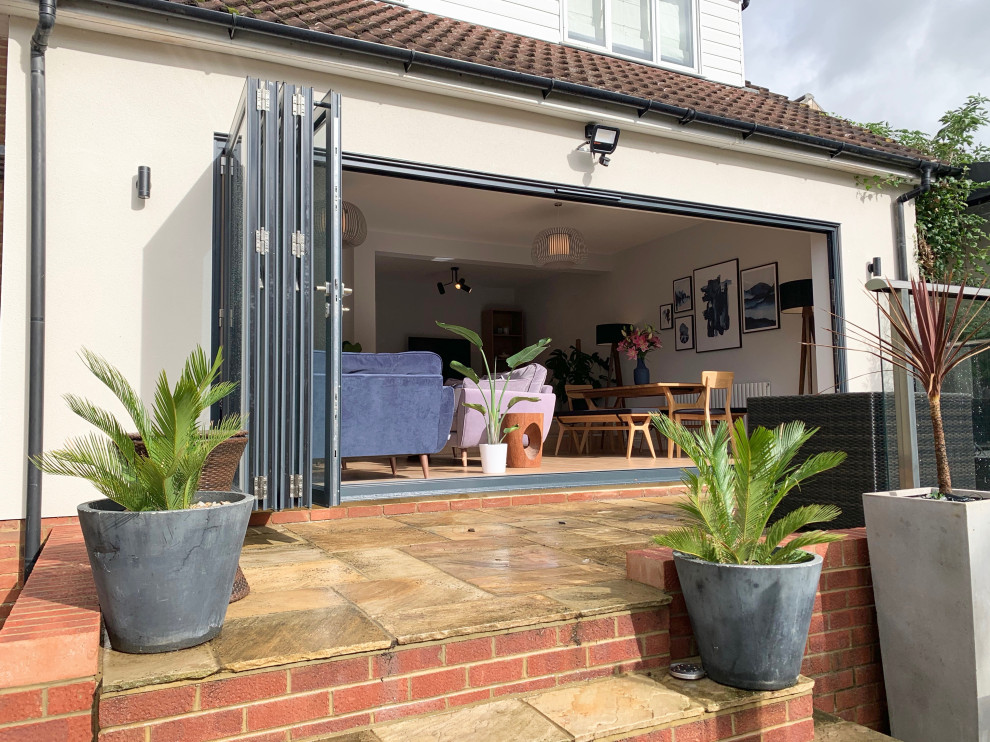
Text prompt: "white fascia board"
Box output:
[[5, 0, 920, 183]]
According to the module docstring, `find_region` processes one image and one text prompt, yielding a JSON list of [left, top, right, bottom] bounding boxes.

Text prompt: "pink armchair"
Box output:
[[449, 363, 556, 466]]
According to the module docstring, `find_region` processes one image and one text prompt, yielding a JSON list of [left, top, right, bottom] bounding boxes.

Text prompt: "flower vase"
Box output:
[[633, 357, 650, 385]]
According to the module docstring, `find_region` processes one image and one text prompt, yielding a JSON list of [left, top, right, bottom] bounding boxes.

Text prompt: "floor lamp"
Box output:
[[780, 280, 815, 395], [596, 323, 630, 387]]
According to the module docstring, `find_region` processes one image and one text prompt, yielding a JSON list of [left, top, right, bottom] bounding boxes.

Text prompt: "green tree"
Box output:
[[857, 95, 990, 279]]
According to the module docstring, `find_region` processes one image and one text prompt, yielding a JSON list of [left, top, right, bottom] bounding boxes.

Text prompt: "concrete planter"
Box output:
[[863, 488, 990, 742], [77, 491, 254, 654], [673, 550, 822, 691]]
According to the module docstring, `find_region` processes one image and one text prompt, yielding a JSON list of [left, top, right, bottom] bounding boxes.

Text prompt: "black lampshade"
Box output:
[[597, 323, 629, 345], [780, 279, 814, 314]]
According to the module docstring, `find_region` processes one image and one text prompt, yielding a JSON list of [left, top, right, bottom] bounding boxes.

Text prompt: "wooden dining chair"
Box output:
[[553, 385, 624, 455], [670, 371, 738, 457]]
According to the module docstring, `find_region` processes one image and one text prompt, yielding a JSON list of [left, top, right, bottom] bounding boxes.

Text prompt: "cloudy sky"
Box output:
[[741, 0, 990, 147]]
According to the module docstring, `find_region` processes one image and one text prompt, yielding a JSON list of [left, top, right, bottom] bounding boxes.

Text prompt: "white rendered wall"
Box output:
[[0, 15, 909, 518]]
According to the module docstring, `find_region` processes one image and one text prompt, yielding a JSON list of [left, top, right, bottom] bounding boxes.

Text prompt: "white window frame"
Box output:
[[561, 0, 700, 74]]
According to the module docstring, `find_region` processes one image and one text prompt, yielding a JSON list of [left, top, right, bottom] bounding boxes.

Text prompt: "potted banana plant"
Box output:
[[437, 322, 550, 474], [651, 415, 845, 690], [35, 346, 251, 654]]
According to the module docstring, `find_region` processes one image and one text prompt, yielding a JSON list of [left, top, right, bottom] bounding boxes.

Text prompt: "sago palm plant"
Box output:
[[35, 346, 243, 511], [651, 416, 846, 564]]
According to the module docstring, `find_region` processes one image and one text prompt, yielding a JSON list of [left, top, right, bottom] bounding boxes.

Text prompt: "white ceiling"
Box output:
[[343, 171, 702, 256]]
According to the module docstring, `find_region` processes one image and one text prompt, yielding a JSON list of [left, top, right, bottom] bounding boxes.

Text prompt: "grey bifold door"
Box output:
[[216, 78, 343, 510]]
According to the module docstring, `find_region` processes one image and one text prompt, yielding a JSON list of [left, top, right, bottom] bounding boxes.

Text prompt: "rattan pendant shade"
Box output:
[[531, 204, 587, 267], [342, 201, 368, 247]]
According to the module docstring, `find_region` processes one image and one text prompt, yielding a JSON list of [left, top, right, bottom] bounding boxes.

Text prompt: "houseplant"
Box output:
[[618, 324, 662, 385], [545, 345, 610, 402], [437, 321, 550, 474], [844, 272, 990, 742], [35, 346, 252, 654], [651, 414, 845, 690]]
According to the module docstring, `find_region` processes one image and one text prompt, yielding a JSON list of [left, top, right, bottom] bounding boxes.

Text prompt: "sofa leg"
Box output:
[[461, 449, 468, 466], [420, 454, 430, 479], [389, 457, 397, 476]]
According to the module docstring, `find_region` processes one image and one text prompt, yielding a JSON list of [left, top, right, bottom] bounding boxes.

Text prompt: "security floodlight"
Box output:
[[585, 123, 620, 165]]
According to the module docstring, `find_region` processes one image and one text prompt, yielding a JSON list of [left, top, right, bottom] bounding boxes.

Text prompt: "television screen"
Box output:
[[407, 336, 472, 379]]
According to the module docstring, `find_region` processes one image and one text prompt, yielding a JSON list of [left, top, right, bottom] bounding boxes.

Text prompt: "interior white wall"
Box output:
[[521, 220, 815, 396], [375, 273, 519, 370]]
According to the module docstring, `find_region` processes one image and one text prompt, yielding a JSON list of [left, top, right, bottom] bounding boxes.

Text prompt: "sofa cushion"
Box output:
[[342, 351, 441, 376]]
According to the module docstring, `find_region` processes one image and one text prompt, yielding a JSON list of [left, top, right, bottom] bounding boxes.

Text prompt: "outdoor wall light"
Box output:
[[437, 267, 472, 295], [867, 256, 882, 276], [136, 166, 151, 199], [585, 123, 621, 166]]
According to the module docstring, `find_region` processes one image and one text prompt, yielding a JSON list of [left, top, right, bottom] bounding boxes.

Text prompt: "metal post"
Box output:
[[892, 288, 920, 489]]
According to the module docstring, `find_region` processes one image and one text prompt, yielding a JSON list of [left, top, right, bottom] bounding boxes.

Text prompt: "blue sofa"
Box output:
[[314, 351, 455, 478]]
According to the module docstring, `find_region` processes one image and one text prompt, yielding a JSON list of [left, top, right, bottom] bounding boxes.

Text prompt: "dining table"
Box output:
[[573, 382, 705, 460]]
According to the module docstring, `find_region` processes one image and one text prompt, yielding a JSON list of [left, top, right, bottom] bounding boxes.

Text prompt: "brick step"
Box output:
[[813, 710, 899, 741], [314, 671, 816, 742], [97, 600, 676, 741]]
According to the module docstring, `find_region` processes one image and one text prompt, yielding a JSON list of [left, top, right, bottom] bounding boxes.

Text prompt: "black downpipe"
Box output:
[[108, 0, 954, 179], [894, 163, 933, 279], [25, 0, 57, 576]]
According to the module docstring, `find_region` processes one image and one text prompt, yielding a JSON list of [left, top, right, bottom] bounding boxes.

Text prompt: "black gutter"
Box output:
[[26, 0, 57, 576], [105, 0, 952, 177], [894, 162, 933, 279]]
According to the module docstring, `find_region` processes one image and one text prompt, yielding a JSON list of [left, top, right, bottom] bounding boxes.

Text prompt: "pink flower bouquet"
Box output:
[[617, 324, 662, 361]]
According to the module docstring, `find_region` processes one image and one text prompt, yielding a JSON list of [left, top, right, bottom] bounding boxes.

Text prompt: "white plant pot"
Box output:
[[479, 443, 507, 474], [863, 487, 990, 742]]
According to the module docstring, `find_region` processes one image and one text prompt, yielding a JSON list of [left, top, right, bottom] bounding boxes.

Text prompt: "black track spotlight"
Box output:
[[438, 267, 472, 295]]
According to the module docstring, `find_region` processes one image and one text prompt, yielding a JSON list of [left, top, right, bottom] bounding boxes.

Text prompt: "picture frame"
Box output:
[[740, 262, 780, 333], [674, 315, 694, 351], [659, 304, 673, 330], [693, 258, 741, 353], [673, 276, 693, 314]]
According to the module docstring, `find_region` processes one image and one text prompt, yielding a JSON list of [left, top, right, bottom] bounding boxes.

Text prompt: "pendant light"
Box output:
[[531, 203, 587, 267], [342, 201, 368, 248]]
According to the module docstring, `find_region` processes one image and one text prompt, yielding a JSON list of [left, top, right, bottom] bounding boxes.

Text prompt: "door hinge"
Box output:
[[291, 231, 305, 257], [256, 86, 271, 112], [292, 92, 306, 117], [255, 228, 270, 254], [253, 476, 268, 501], [218, 307, 225, 328]]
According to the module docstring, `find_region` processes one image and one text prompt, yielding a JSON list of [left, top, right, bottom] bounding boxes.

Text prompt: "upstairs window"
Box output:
[[566, 0, 695, 69]]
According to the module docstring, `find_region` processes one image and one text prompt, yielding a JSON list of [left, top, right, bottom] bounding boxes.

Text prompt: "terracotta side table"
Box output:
[[502, 412, 544, 468]]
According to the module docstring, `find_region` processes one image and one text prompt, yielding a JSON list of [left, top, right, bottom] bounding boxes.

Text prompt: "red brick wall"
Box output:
[[627, 529, 887, 732]]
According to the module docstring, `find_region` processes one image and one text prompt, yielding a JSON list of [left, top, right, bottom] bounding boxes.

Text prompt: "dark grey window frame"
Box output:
[[335, 152, 848, 502]]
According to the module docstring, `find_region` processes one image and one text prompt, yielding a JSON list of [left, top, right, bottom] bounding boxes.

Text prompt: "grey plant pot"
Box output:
[[863, 488, 990, 742], [77, 491, 254, 654], [673, 550, 823, 691]]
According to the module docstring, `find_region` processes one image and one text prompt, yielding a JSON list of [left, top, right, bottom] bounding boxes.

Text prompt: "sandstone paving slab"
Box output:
[[102, 643, 219, 692], [288, 518, 445, 552], [542, 579, 671, 615], [524, 674, 702, 741], [237, 545, 331, 569], [518, 526, 649, 550], [215, 604, 392, 671], [652, 672, 815, 712], [399, 535, 535, 557], [373, 698, 571, 742], [468, 564, 620, 595], [334, 576, 491, 616], [420, 523, 528, 541], [504, 517, 606, 532], [333, 547, 456, 581], [379, 594, 578, 644], [322, 732, 383, 742], [242, 525, 308, 550], [419, 544, 604, 580], [566, 542, 654, 568], [240, 557, 367, 593], [813, 710, 900, 741], [389, 510, 506, 527], [224, 588, 348, 621]]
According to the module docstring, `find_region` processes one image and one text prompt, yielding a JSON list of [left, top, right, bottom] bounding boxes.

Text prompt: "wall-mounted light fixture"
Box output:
[[136, 166, 151, 199], [437, 266, 472, 295], [585, 123, 621, 166], [867, 256, 882, 277]]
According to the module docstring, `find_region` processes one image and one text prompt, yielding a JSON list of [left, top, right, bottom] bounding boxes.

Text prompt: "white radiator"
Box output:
[[673, 381, 772, 409]]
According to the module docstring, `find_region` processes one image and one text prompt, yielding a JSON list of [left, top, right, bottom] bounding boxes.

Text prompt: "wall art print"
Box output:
[[659, 304, 673, 330], [674, 314, 694, 351], [673, 276, 693, 314], [693, 258, 741, 353], [740, 262, 780, 333]]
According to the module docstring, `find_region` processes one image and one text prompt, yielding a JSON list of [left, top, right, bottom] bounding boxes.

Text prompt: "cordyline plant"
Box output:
[[842, 270, 990, 494], [34, 346, 243, 511], [437, 321, 550, 443], [650, 416, 846, 565]]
